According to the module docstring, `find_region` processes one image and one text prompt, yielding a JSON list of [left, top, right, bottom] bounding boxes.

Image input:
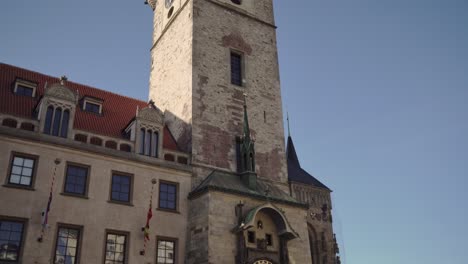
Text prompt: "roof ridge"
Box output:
[[0, 62, 147, 104]]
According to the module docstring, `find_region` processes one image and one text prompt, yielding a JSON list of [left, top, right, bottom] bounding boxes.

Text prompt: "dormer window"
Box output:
[[231, 0, 242, 5], [82, 97, 103, 114], [14, 79, 37, 97], [44, 106, 70, 138], [139, 129, 159, 158]]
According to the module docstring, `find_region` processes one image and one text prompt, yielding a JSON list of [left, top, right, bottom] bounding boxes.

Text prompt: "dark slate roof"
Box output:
[[189, 170, 307, 208], [0, 63, 181, 151], [287, 136, 330, 190]]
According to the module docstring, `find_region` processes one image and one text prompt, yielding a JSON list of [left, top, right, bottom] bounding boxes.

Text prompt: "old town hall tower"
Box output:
[[146, 0, 340, 263], [0, 0, 340, 263]]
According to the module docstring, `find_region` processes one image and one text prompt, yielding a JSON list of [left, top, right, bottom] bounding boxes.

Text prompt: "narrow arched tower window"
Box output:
[[44, 106, 54, 134], [51, 108, 62, 136]]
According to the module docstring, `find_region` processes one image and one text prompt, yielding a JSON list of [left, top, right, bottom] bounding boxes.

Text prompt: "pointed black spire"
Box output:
[[286, 132, 330, 190], [286, 136, 300, 168]]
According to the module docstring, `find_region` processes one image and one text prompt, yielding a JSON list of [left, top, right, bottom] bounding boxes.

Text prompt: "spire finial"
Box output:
[[287, 111, 291, 137]]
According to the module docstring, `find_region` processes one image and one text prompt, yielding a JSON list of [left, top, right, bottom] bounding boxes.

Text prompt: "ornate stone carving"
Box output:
[[45, 83, 77, 102], [137, 106, 164, 124]]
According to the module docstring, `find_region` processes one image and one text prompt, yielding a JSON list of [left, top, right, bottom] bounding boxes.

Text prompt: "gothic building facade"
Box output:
[[0, 0, 340, 263]]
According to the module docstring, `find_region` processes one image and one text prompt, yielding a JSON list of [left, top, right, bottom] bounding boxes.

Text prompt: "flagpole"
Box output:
[[140, 178, 157, 255], [38, 158, 61, 242]]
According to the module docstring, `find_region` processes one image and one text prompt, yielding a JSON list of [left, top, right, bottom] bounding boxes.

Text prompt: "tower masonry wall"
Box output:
[[192, 0, 287, 183], [149, 0, 194, 152]]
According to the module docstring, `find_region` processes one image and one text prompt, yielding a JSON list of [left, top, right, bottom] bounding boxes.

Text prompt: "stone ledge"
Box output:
[[0, 126, 192, 174]]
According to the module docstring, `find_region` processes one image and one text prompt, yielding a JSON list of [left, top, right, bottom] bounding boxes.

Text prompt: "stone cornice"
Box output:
[[0, 126, 192, 174]]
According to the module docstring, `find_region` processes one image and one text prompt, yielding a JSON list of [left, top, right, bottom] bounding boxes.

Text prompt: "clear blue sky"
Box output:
[[1, 1, 467, 263]]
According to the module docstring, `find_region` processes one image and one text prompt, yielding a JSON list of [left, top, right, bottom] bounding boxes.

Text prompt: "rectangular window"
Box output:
[[64, 164, 89, 196], [266, 234, 273, 246], [8, 153, 37, 187], [156, 238, 176, 264], [158, 182, 177, 211], [15, 85, 34, 97], [54, 226, 81, 264], [104, 232, 127, 264], [247, 231, 255, 244], [230, 52, 243, 86], [111, 173, 132, 203], [14, 79, 37, 97], [0, 219, 25, 262], [84, 101, 101, 114]]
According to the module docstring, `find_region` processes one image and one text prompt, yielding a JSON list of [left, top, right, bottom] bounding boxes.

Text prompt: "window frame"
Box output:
[[43, 106, 70, 138], [62, 162, 91, 198], [0, 216, 28, 263], [102, 229, 129, 264], [156, 236, 177, 264], [52, 223, 83, 264], [83, 99, 103, 115], [108, 172, 134, 205], [157, 180, 179, 213], [247, 230, 256, 244], [230, 50, 244, 87], [5, 152, 39, 190], [139, 128, 160, 158], [13, 79, 37, 98]]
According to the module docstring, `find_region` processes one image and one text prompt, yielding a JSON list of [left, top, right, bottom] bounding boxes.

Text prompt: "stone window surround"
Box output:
[[103, 229, 130, 264], [0, 216, 28, 263], [136, 121, 164, 160], [108, 171, 134, 206], [61, 162, 91, 199], [230, 49, 246, 87], [82, 97, 103, 115], [157, 180, 179, 213], [52, 223, 83, 264], [38, 98, 75, 140], [4, 151, 39, 190], [156, 236, 178, 264], [13, 78, 38, 97]]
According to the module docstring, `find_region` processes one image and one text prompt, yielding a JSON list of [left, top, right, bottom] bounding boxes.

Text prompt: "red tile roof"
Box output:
[[0, 63, 181, 152]]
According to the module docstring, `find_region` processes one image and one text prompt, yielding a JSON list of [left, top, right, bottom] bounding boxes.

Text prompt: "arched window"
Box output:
[[2, 118, 17, 128], [44, 106, 69, 138], [120, 144, 131, 152], [153, 132, 159, 158], [43, 106, 54, 134], [164, 154, 175, 162], [52, 108, 62, 136], [74, 134, 88, 143], [140, 129, 159, 158], [61, 110, 70, 138], [140, 129, 146, 154], [90, 137, 103, 146], [105, 141, 117, 149], [20, 122, 35, 131]]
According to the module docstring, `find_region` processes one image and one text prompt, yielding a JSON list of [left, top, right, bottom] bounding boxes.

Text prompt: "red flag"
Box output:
[[144, 201, 152, 241]]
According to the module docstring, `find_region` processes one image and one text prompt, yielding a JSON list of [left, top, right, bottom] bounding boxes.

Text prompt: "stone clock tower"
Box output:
[[148, 0, 287, 184], [146, 1, 340, 264]]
